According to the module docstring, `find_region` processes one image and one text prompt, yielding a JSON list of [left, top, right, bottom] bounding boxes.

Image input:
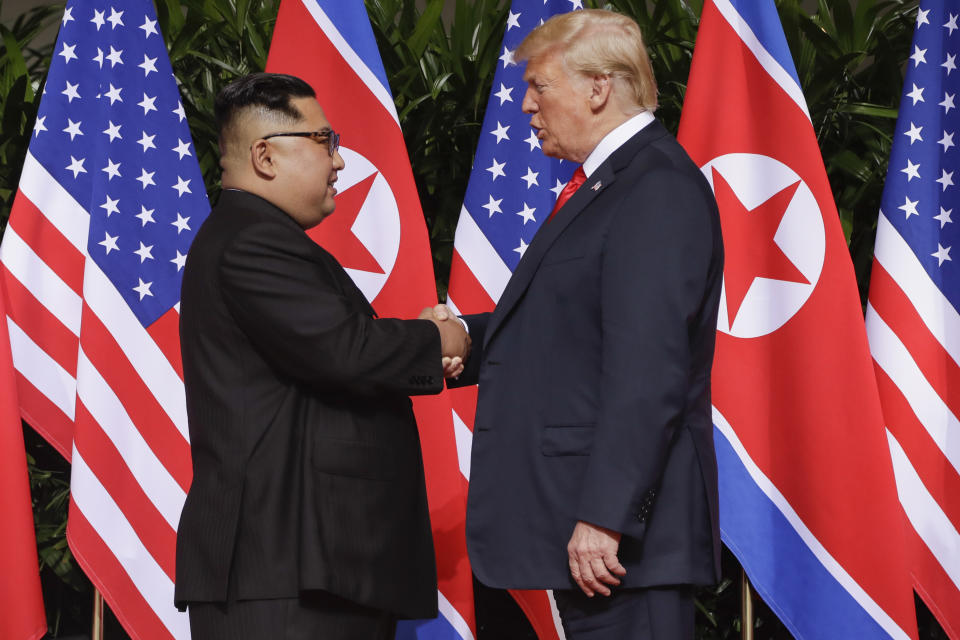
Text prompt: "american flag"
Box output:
[[0, 0, 209, 638], [866, 2, 960, 637], [446, 1, 581, 639]]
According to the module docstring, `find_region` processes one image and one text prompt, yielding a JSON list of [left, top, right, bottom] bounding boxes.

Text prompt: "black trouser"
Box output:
[[553, 585, 695, 640], [187, 590, 396, 640]]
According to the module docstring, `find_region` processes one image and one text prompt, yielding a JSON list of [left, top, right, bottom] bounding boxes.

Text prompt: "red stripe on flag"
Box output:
[[449, 250, 496, 315], [14, 371, 74, 460], [411, 394, 475, 632], [73, 401, 178, 582], [80, 306, 192, 491], [3, 266, 79, 375], [908, 520, 960, 640], [145, 307, 183, 381], [66, 503, 176, 640], [870, 264, 960, 420], [874, 365, 960, 530], [8, 194, 85, 297], [0, 275, 47, 640], [509, 590, 563, 640]]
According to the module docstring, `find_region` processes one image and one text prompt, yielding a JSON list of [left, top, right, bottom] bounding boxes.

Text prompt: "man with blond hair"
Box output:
[[438, 9, 724, 638]]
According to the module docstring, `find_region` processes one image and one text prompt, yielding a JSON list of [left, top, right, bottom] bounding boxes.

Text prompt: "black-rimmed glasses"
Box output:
[[261, 129, 341, 157]]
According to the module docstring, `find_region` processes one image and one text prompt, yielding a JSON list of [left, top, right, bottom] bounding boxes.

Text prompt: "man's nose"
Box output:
[[332, 149, 345, 170], [521, 88, 537, 114]]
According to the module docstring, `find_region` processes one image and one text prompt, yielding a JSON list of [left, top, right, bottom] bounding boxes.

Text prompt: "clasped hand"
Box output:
[[567, 521, 626, 597], [419, 304, 469, 378]]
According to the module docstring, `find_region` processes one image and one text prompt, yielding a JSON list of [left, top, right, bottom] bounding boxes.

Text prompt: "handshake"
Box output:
[[419, 304, 469, 379]]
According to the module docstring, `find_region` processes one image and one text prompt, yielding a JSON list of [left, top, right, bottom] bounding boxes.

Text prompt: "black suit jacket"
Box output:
[[175, 190, 442, 618], [454, 121, 724, 589]]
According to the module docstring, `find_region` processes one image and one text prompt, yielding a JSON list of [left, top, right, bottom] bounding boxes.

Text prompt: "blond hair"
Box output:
[[515, 9, 657, 113]]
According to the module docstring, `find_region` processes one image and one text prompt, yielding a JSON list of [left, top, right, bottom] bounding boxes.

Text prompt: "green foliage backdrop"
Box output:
[[0, 0, 945, 637]]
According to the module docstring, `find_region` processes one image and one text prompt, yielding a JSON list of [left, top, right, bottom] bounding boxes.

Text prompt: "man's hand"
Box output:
[[442, 356, 464, 379], [419, 306, 471, 367], [567, 521, 626, 597]]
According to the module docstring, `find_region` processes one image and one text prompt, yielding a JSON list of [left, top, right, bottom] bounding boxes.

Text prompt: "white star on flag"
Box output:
[[172, 176, 191, 197], [487, 158, 507, 180], [140, 17, 158, 38], [63, 119, 83, 140], [133, 278, 153, 300], [65, 155, 86, 177], [172, 213, 191, 234], [59, 43, 78, 63], [515, 202, 536, 224], [491, 121, 511, 143], [100, 194, 120, 216], [133, 241, 154, 263], [138, 93, 157, 114], [136, 169, 156, 189], [932, 243, 952, 265], [103, 120, 122, 141], [107, 7, 123, 29], [899, 195, 920, 218], [902, 158, 921, 181], [138, 54, 157, 76], [102, 158, 121, 180], [98, 231, 119, 254], [482, 195, 504, 217], [172, 138, 192, 159], [136, 205, 155, 225], [904, 122, 923, 143]]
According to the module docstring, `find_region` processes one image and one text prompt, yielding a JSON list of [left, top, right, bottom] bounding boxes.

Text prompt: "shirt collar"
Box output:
[[582, 111, 655, 178]]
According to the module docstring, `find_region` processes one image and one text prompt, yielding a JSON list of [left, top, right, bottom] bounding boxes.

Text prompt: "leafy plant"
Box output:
[[366, 0, 509, 293], [0, 0, 60, 231], [157, 0, 282, 195], [780, 0, 916, 301]]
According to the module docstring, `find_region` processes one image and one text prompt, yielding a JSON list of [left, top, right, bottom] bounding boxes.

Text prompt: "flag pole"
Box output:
[[92, 588, 104, 640], [740, 569, 754, 640]]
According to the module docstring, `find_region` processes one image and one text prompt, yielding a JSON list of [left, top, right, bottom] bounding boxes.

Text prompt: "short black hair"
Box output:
[[214, 73, 316, 136]]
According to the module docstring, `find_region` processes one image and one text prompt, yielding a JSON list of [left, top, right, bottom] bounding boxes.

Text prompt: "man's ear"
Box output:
[[250, 138, 278, 179], [588, 74, 613, 112]]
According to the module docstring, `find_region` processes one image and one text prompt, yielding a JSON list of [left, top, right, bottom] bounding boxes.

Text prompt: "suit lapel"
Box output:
[[482, 120, 670, 349]]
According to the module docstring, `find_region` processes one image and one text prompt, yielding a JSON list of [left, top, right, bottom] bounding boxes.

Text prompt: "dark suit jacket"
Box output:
[[454, 121, 724, 590], [175, 189, 442, 619]]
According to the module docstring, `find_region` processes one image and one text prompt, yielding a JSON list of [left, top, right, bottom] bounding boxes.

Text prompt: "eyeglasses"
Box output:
[[261, 129, 341, 157]]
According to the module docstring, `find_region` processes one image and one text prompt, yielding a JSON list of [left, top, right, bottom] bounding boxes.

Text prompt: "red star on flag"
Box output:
[[308, 172, 384, 274], [713, 167, 809, 324]]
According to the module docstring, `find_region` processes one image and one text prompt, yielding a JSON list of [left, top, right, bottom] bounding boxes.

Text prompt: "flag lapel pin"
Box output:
[[591, 181, 601, 191]]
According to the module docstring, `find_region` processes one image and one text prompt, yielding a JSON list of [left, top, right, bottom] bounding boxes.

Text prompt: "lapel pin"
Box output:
[[591, 181, 601, 191]]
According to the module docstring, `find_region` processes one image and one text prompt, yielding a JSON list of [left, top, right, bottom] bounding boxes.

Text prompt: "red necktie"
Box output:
[[547, 166, 587, 222]]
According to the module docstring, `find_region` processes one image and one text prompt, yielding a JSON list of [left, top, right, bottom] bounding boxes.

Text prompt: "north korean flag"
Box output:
[[266, 2, 475, 638], [678, 1, 919, 638]]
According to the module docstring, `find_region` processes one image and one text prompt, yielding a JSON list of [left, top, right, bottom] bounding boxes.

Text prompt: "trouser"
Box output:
[[187, 589, 397, 640], [553, 585, 695, 640]]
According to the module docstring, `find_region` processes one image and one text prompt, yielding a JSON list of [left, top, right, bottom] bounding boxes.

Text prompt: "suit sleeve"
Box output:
[[575, 168, 717, 539], [445, 312, 490, 388], [219, 222, 443, 397]]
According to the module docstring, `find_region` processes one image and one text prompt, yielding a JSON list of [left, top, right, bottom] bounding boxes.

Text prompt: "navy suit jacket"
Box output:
[[454, 120, 724, 590]]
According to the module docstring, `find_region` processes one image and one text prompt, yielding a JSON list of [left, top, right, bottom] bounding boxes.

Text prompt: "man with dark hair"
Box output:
[[174, 72, 469, 639]]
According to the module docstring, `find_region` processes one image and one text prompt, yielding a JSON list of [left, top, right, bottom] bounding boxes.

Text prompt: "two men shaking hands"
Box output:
[[418, 304, 469, 380]]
